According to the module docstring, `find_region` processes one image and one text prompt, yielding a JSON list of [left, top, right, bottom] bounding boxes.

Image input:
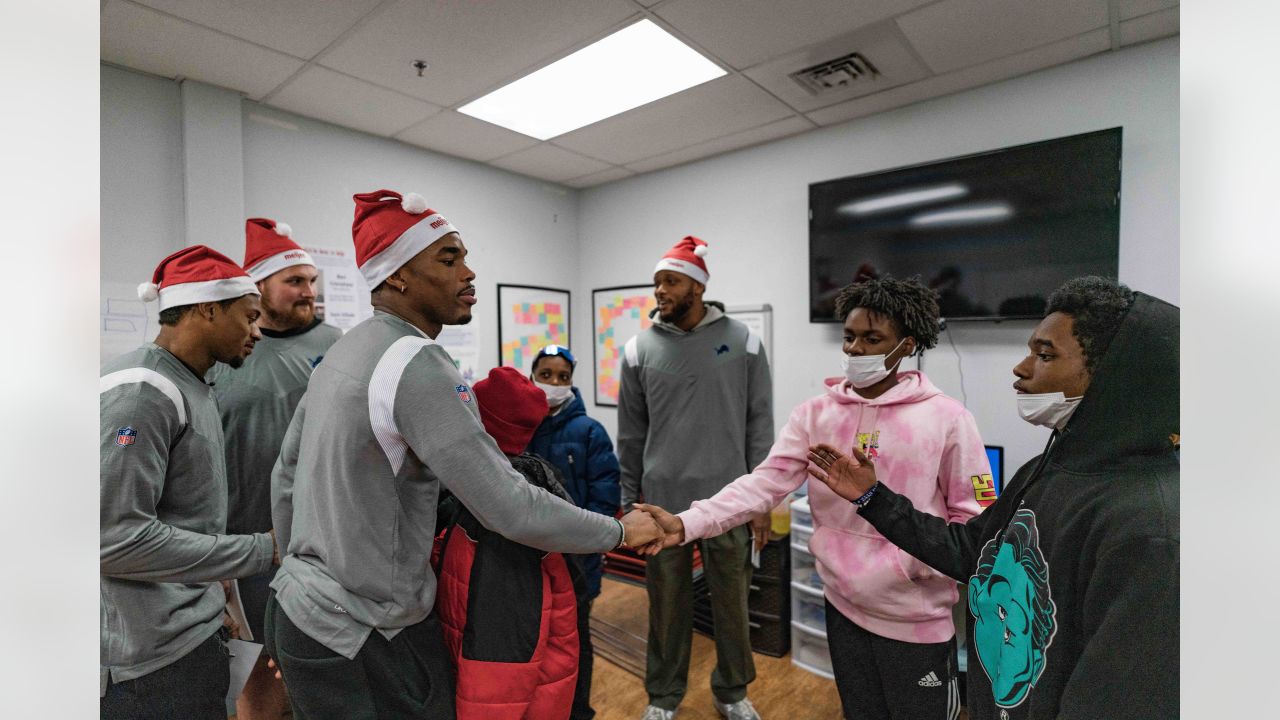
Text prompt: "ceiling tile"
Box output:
[[1118, 0, 1178, 22], [489, 144, 614, 183], [564, 167, 636, 189], [1119, 7, 1179, 46], [808, 28, 1110, 126], [131, 0, 383, 59], [318, 0, 638, 107], [101, 0, 304, 99], [624, 116, 813, 174], [656, 0, 931, 70], [553, 75, 796, 165], [396, 110, 539, 163], [266, 66, 441, 137], [896, 0, 1109, 74], [742, 19, 930, 114]]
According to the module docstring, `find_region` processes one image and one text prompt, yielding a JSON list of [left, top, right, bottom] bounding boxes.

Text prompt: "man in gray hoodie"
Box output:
[[618, 236, 774, 720], [266, 190, 662, 719]]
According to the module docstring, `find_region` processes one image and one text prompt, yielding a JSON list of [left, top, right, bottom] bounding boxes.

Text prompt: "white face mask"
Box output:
[[1016, 392, 1083, 430], [535, 381, 574, 408], [841, 338, 909, 389]]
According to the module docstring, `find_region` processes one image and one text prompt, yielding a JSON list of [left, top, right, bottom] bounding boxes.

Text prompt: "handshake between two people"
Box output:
[[619, 441, 880, 557]]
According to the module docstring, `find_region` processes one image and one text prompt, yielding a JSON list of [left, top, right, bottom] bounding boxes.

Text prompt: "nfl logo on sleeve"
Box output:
[[115, 426, 137, 446], [456, 385, 473, 404]]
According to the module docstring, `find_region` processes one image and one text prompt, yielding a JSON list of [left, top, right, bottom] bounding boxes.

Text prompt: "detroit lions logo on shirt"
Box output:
[[308, 354, 324, 369], [456, 384, 473, 403], [715, 344, 730, 355], [115, 426, 137, 447]]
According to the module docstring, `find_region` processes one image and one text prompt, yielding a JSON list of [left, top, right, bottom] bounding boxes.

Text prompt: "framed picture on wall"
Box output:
[[496, 284, 570, 375], [591, 284, 657, 407]]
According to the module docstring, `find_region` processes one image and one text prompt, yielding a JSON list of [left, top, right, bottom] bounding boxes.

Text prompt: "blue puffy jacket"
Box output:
[[527, 387, 621, 598]]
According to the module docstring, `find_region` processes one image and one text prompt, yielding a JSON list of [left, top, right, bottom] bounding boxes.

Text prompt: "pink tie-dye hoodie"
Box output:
[[679, 370, 989, 644]]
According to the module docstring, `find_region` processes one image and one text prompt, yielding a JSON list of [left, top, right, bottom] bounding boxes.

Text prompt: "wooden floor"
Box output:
[[588, 576, 844, 720]]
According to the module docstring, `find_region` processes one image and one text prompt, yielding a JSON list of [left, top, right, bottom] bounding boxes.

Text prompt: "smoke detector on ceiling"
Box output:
[[789, 52, 880, 94]]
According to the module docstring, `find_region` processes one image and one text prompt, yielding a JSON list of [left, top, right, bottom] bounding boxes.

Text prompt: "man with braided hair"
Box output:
[[637, 275, 988, 719]]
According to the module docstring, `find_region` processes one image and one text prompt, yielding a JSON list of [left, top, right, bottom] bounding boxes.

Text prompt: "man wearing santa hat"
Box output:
[[210, 218, 342, 719], [265, 190, 663, 718], [100, 246, 279, 719], [617, 236, 775, 720]]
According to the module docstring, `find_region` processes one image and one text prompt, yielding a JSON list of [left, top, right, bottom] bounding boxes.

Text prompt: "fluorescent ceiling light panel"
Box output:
[[910, 203, 1013, 227], [840, 184, 968, 215], [458, 19, 726, 140]]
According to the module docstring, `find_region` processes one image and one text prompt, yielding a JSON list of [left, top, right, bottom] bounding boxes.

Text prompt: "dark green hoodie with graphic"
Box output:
[[860, 292, 1179, 720]]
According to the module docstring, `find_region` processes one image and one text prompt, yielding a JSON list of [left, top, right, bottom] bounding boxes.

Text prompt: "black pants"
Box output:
[[265, 592, 456, 720], [571, 597, 595, 720], [825, 600, 960, 720], [100, 628, 229, 720]]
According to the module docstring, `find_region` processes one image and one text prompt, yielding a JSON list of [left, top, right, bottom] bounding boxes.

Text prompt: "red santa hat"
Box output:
[[137, 245, 259, 310], [653, 235, 710, 285], [242, 217, 314, 282], [351, 189, 460, 289], [472, 366, 548, 455]]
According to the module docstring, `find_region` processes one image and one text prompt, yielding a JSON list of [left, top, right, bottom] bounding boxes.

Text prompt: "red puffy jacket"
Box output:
[[433, 455, 581, 720]]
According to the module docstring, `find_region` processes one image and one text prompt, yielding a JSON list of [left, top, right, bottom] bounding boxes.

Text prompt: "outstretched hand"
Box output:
[[807, 443, 878, 503], [619, 509, 663, 549], [631, 503, 685, 556]]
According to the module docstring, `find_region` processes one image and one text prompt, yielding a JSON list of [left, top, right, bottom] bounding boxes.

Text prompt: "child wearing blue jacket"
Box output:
[[527, 344, 621, 720]]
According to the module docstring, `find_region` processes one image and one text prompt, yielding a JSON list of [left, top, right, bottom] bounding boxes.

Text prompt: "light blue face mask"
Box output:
[[1016, 392, 1082, 429]]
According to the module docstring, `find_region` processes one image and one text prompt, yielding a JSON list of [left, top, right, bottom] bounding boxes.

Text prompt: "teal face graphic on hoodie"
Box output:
[[969, 509, 1058, 709]]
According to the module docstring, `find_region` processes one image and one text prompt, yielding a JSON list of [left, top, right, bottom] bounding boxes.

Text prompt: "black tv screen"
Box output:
[[809, 128, 1121, 322]]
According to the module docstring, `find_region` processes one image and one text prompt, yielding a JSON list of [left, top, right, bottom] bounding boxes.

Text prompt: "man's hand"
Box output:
[[269, 529, 280, 566], [619, 509, 663, 549], [749, 512, 771, 552], [222, 610, 242, 640], [807, 442, 878, 502], [631, 503, 685, 556]]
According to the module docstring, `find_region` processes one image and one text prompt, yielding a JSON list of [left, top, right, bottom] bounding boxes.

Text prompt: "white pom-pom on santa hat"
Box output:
[[693, 244, 708, 258], [401, 192, 429, 215], [137, 282, 160, 302], [273, 221, 293, 238]]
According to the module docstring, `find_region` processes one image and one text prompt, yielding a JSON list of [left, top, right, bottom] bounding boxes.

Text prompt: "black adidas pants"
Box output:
[[824, 600, 960, 720]]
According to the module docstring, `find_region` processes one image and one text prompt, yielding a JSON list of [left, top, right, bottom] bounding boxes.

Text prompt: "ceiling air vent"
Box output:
[[789, 52, 880, 94]]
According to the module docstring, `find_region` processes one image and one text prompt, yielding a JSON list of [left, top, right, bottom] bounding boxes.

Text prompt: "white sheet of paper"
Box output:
[[224, 639, 263, 715], [225, 580, 254, 642], [751, 544, 761, 569]]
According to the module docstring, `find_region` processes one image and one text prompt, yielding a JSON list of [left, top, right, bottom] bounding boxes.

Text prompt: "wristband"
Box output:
[[614, 517, 627, 550], [852, 483, 879, 507]]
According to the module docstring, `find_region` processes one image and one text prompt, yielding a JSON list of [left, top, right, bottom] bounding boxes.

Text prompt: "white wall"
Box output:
[[575, 38, 1179, 476], [101, 64, 185, 285]]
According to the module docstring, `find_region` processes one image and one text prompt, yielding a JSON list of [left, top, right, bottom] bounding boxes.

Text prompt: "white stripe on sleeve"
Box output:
[[368, 335, 436, 475], [99, 368, 187, 425]]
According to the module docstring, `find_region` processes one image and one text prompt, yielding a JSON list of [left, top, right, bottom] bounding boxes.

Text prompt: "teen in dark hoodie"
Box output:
[[806, 276, 1179, 720]]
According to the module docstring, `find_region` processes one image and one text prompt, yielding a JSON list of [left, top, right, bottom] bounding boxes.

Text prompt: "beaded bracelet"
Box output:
[[852, 484, 879, 507]]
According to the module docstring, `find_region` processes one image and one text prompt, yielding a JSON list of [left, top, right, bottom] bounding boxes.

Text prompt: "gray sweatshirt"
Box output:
[[99, 344, 275, 693], [270, 311, 622, 659], [210, 318, 343, 534], [617, 303, 774, 515]]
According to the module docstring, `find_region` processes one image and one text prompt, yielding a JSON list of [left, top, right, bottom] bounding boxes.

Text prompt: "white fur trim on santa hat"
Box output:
[[138, 282, 160, 302], [273, 222, 293, 238], [360, 212, 459, 289], [653, 257, 709, 285], [246, 248, 316, 282], [156, 276, 260, 311]]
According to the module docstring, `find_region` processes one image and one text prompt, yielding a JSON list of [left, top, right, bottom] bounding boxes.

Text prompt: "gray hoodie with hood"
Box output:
[[617, 302, 774, 515]]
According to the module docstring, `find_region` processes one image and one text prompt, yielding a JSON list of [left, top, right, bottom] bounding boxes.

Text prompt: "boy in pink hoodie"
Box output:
[[638, 277, 989, 720]]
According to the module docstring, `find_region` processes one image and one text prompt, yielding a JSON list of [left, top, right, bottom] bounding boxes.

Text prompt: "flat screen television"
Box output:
[[809, 128, 1122, 322]]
